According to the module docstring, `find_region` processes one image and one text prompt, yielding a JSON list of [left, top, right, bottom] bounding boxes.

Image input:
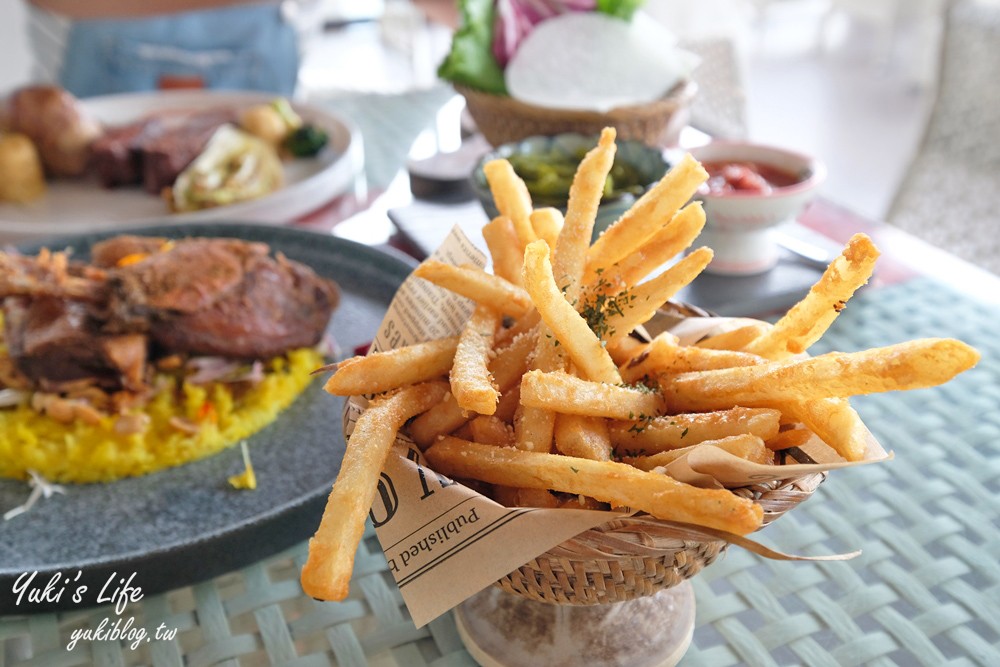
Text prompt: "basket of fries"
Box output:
[[457, 80, 698, 148], [300, 127, 979, 634]]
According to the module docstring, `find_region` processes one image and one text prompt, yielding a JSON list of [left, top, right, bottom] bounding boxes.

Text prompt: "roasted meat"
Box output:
[[0, 236, 340, 390], [101, 237, 340, 358], [88, 117, 165, 188], [2, 297, 147, 391]]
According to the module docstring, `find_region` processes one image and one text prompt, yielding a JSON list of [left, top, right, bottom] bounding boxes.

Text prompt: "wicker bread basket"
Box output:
[[492, 302, 827, 606], [457, 80, 698, 147]]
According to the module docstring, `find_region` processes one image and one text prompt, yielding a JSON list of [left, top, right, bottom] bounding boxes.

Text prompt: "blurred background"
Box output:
[[1, 0, 995, 271]]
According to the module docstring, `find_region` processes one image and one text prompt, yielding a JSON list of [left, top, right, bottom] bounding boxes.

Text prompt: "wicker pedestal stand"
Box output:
[[455, 581, 695, 667]]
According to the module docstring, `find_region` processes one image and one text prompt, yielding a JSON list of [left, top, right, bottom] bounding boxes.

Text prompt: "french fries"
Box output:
[[522, 240, 621, 383], [425, 437, 764, 535], [521, 369, 663, 420], [451, 305, 502, 414], [304, 133, 980, 601], [530, 208, 563, 252], [322, 336, 459, 396], [482, 216, 523, 286], [743, 233, 880, 360], [609, 407, 782, 456], [587, 201, 707, 295], [660, 338, 980, 412], [483, 159, 537, 248], [301, 381, 449, 601], [413, 261, 532, 318], [695, 322, 770, 350], [554, 127, 617, 300], [621, 332, 764, 383], [600, 247, 713, 343], [584, 153, 709, 281]]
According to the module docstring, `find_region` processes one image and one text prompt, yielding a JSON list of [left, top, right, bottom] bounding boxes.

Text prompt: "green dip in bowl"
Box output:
[[472, 133, 670, 238]]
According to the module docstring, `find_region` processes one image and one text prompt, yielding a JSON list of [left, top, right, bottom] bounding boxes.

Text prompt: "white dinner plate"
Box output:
[[0, 90, 364, 243]]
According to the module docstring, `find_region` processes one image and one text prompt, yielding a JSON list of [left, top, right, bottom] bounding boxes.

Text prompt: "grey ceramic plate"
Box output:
[[0, 223, 413, 614]]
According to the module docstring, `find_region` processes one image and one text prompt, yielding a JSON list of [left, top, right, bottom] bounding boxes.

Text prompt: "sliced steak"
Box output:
[[137, 109, 237, 194], [89, 117, 165, 188]]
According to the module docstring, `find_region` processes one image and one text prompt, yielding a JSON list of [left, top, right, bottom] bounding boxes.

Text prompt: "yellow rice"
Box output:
[[0, 347, 323, 484]]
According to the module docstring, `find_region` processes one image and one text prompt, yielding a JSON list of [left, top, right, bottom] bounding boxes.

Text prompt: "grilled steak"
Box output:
[[137, 109, 236, 194], [89, 117, 165, 188]]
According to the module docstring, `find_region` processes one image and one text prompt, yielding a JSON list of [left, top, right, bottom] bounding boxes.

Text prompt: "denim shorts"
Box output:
[[60, 3, 300, 98]]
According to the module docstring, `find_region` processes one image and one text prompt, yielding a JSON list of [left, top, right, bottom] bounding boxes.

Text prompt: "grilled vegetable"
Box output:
[[170, 125, 283, 212]]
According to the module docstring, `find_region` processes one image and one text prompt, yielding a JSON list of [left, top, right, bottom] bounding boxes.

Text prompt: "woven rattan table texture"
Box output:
[[2, 276, 998, 667]]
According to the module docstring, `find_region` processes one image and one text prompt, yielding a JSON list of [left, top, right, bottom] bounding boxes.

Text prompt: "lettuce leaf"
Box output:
[[437, 0, 645, 93], [597, 0, 644, 20], [437, 0, 508, 94]]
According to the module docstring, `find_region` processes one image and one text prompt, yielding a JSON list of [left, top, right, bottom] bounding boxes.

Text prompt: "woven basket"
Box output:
[[493, 302, 827, 606], [457, 80, 698, 147], [495, 467, 826, 605]]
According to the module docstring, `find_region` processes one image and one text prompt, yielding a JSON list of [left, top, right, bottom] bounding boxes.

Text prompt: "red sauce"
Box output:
[[701, 161, 802, 195]]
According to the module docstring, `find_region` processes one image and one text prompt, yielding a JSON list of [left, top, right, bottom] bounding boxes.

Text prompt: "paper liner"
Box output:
[[342, 226, 887, 627]]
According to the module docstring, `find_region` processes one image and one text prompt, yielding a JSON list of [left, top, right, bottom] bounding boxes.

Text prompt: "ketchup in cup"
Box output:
[[701, 161, 801, 196]]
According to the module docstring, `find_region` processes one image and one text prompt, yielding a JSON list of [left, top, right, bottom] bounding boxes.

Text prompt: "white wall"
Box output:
[[0, 0, 33, 93]]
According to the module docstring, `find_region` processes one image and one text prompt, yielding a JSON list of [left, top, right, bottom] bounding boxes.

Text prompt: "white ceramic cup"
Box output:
[[687, 142, 826, 276]]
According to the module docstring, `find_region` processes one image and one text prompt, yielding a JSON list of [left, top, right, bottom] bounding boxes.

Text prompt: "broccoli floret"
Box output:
[[284, 124, 328, 158]]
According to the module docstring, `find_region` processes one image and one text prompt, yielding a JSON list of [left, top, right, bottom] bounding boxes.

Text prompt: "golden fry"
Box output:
[[601, 247, 713, 342], [694, 323, 770, 350], [425, 437, 764, 535], [302, 380, 449, 601], [482, 216, 524, 287], [522, 240, 621, 383], [744, 233, 880, 360], [469, 415, 515, 446], [661, 338, 980, 412], [514, 402, 557, 453], [409, 331, 535, 448], [413, 260, 532, 318], [782, 398, 869, 461], [451, 305, 502, 414], [554, 413, 612, 461], [554, 127, 617, 300], [621, 332, 764, 383], [584, 153, 708, 280], [516, 321, 567, 452], [322, 336, 459, 396], [520, 369, 663, 420], [483, 159, 537, 248], [588, 202, 706, 295], [607, 335, 648, 367], [610, 407, 782, 455], [530, 207, 564, 252]]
